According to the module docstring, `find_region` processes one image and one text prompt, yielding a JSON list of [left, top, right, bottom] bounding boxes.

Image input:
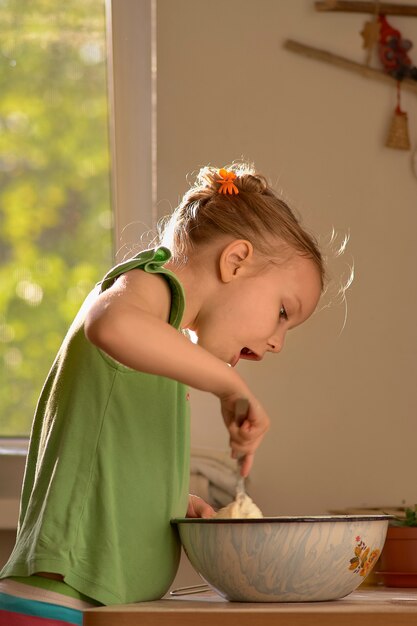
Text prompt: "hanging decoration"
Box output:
[[360, 0, 381, 66], [283, 1, 417, 157], [360, 17, 380, 65], [385, 81, 410, 149], [377, 14, 417, 149]]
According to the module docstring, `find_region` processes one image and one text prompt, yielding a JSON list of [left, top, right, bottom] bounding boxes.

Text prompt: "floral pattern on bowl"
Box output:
[[349, 535, 381, 577]]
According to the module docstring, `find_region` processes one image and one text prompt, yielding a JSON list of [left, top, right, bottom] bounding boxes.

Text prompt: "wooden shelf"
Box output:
[[284, 39, 417, 95], [315, 1, 417, 16]]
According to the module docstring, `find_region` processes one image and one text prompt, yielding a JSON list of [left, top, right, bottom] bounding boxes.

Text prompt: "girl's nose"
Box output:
[[267, 329, 286, 353], [267, 340, 282, 353]]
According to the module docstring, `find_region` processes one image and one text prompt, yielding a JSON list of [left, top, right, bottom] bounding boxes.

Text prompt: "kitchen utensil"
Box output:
[[172, 515, 392, 602], [169, 583, 211, 596], [234, 397, 249, 495]]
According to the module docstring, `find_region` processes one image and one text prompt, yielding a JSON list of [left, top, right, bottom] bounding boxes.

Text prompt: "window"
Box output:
[[0, 0, 113, 436]]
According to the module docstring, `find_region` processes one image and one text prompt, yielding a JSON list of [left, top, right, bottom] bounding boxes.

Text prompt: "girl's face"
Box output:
[[192, 252, 322, 366]]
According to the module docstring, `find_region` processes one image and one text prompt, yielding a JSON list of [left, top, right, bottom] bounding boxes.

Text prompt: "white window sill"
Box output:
[[0, 439, 28, 456]]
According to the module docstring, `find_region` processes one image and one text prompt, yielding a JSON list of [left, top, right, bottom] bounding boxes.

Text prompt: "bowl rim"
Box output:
[[171, 514, 393, 524]]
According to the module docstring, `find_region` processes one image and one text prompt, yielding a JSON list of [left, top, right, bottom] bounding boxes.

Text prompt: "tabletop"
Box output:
[[83, 586, 417, 626]]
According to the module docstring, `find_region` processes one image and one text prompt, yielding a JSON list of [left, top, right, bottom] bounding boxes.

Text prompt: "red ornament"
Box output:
[[378, 15, 414, 80]]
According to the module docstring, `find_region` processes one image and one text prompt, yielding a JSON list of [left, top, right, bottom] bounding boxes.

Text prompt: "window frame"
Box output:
[[106, 0, 157, 262], [0, 0, 155, 452]]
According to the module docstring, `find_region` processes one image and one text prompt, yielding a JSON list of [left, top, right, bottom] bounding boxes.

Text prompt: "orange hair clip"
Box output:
[[217, 168, 239, 195]]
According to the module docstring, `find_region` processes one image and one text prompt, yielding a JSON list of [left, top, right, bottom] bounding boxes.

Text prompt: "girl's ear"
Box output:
[[219, 240, 254, 283]]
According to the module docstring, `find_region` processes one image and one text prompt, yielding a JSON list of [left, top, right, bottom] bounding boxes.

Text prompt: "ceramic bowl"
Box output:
[[172, 515, 391, 602]]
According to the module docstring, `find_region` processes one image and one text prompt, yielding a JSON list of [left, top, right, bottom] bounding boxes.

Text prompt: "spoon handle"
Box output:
[[235, 398, 249, 494]]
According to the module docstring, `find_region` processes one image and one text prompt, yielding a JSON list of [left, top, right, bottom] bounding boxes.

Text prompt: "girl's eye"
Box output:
[[279, 305, 288, 321]]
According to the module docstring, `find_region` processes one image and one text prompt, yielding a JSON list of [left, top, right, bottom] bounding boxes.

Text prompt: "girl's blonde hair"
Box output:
[[160, 163, 325, 288]]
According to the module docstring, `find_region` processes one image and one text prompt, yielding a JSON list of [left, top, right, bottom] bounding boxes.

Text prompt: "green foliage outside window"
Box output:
[[0, 1, 113, 435]]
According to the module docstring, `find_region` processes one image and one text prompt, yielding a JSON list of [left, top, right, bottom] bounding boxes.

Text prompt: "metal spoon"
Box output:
[[234, 398, 249, 496]]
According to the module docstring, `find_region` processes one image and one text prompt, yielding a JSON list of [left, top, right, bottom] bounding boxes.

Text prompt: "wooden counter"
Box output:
[[83, 587, 417, 626]]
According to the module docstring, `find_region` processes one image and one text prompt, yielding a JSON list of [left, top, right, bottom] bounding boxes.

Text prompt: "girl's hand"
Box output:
[[221, 394, 270, 478], [186, 494, 216, 518]]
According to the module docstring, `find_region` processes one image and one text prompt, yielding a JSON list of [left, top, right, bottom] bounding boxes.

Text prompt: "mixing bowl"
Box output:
[[172, 515, 391, 602]]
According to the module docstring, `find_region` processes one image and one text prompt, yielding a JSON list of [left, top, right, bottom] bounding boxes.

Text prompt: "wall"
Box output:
[[157, 0, 417, 516]]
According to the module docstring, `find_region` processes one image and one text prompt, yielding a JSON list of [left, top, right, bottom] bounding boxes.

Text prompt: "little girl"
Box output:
[[0, 163, 324, 625]]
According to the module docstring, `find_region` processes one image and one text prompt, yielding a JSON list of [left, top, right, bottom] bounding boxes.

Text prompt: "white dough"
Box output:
[[214, 492, 263, 519]]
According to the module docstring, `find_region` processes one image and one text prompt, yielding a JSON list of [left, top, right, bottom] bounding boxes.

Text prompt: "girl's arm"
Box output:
[[85, 269, 242, 397], [84, 269, 269, 475]]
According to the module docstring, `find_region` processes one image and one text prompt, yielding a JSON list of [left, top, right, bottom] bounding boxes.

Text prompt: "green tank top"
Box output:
[[1, 247, 190, 605]]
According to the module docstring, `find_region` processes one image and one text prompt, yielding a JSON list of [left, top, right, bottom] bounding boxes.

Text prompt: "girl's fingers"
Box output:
[[187, 494, 216, 518], [239, 453, 254, 477], [230, 420, 266, 450], [221, 396, 270, 476]]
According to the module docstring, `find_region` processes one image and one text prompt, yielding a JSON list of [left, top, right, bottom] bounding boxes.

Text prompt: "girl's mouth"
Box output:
[[239, 347, 262, 361], [229, 348, 262, 366]]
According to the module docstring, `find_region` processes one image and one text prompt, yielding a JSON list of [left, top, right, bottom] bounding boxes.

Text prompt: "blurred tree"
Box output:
[[0, 0, 112, 435]]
